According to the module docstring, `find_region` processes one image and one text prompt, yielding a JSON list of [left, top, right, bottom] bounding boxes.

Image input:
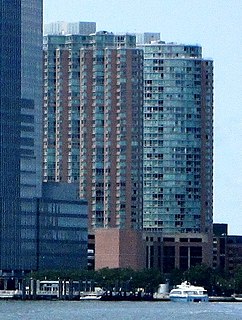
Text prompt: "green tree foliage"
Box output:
[[234, 266, 242, 292], [168, 268, 183, 287], [27, 266, 242, 295], [27, 268, 165, 292], [183, 264, 213, 288]]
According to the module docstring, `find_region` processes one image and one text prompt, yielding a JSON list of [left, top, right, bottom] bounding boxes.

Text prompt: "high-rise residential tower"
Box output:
[[135, 32, 161, 44], [140, 42, 213, 271], [43, 32, 145, 269], [141, 42, 213, 234], [44, 21, 96, 35], [43, 32, 143, 230]]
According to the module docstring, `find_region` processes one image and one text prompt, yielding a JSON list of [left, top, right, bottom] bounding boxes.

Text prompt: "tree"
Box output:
[[183, 264, 213, 288], [234, 266, 242, 293]]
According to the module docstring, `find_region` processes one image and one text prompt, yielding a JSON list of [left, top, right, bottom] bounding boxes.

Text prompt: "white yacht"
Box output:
[[169, 281, 208, 302], [0, 290, 22, 299], [232, 294, 242, 302], [79, 287, 104, 300]]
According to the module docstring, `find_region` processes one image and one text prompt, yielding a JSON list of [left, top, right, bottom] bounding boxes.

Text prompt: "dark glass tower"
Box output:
[[0, 0, 22, 271], [20, 0, 43, 271], [0, 0, 43, 271]]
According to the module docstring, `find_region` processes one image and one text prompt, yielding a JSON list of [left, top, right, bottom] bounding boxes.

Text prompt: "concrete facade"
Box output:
[[95, 229, 145, 270], [144, 231, 212, 272]]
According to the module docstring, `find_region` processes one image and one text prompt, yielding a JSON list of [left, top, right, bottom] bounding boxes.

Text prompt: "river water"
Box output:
[[1, 300, 242, 320]]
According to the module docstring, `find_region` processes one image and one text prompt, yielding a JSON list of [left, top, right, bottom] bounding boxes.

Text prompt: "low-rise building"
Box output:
[[37, 182, 88, 270], [144, 232, 212, 273], [213, 223, 242, 274]]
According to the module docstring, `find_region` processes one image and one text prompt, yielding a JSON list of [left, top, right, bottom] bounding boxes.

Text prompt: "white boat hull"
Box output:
[[80, 295, 102, 300], [169, 281, 208, 302], [0, 290, 22, 299], [79, 288, 104, 300], [232, 294, 242, 302], [170, 294, 208, 302]]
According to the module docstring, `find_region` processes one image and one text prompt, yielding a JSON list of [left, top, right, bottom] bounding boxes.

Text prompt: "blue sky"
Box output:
[[44, 0, 242, 235]]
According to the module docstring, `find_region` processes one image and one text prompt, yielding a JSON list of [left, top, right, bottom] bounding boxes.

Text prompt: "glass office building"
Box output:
[[0, 0, 22, 270], [0, 1, 87, 275], [141, 42, 213, 234], [37, 183, 88, 270], [21, 0, 43, 199], [0, 0, 43, 272]]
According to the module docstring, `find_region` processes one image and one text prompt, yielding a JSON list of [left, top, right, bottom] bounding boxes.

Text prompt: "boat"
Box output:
[[79, 287, 104, 300], [232, 294, 242, 302], [209, 295, 235, 302], [153, 283, 170, 301], [79, 292, 103, 300], [0, 290, 22, 299], [101, 290, 154, 301], [169, 281, 208, 302]]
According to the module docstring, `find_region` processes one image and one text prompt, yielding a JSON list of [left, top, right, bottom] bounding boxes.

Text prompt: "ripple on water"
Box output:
[[1, 300, 242, 320]]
